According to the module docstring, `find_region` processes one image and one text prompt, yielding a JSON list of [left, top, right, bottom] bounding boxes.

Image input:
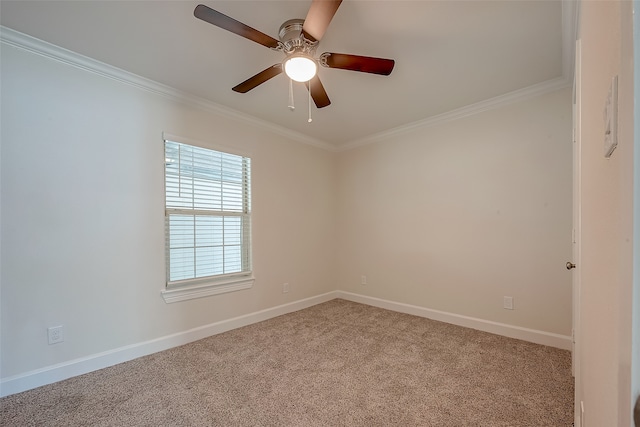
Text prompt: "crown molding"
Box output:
[[339, 76, 571, 152], [0, 26, 336, 152], [1, 22, 573, 154], [339, 0, 577, 152]]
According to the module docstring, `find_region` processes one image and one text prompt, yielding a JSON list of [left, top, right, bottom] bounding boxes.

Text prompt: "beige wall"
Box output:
[[577, 0, 636, 425], [0, 45, 337, 378], [336, 88, 573, 336]]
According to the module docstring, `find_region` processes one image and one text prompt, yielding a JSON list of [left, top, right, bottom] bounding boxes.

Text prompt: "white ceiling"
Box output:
[[0, 1, 572, 149]]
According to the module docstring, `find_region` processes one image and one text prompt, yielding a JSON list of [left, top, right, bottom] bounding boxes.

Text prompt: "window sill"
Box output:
[[161, 276, 255, 303]]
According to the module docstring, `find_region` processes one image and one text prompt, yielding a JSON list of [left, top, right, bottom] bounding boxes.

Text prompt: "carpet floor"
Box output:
[[1, 299, 574, 426]]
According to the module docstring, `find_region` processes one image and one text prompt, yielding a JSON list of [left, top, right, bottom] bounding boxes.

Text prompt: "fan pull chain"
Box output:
[[288, 78, 295, 111], [308, 80, 313, 123]]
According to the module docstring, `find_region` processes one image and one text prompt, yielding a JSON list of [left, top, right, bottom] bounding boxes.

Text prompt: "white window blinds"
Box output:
[[164, 140, 251, 285]]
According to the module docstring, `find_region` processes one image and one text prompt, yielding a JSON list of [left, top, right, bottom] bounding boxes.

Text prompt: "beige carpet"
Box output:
[[1, 299, 573, 426]]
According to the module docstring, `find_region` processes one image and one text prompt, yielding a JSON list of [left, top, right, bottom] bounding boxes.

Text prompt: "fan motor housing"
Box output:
[[278, 19, 317, 55]]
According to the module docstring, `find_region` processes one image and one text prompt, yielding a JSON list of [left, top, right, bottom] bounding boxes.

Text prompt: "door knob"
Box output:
[[566, 262, 576, 270]]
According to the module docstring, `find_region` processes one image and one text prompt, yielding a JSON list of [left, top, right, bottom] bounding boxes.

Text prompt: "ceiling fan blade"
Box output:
[[194, 4, 280, 49], [304, 75, 331, 108], [232, 64, 283, 93], [321, 53, 395, 75], [301, 0, 342, 42]]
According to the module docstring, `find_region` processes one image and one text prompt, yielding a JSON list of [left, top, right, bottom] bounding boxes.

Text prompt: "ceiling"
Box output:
[[0, 1, 573, 149]]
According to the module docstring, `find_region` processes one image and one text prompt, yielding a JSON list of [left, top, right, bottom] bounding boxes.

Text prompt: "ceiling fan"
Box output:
[[194, 0, 395, 109]]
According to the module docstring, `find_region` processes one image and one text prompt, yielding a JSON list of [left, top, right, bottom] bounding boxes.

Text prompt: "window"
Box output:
[[162, 136, 253, 303]]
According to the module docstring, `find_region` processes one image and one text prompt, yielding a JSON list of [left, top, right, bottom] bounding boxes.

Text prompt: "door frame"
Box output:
[[572, 37, 583, 426]]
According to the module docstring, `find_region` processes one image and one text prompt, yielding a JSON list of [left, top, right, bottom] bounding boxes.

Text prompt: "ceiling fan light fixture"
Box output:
[[284, 55, 317, 82]]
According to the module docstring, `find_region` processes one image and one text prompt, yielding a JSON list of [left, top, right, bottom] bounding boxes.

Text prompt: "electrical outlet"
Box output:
[[361, 275, 367, 285], [503, 296, 514, 310], [282, 283, 290, 294], [48, 325, 64, 344]]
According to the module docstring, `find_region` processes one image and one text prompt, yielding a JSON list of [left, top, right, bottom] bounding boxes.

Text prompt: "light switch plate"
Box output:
[[604, 75, 618, 158]]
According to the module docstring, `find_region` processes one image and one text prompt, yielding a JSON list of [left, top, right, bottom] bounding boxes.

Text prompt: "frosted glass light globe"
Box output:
[[284, 56, 317, 82]]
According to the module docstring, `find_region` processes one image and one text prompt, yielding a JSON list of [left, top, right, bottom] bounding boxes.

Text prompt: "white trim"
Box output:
[[0, 291, 339, 397], [0, 290, 572, 397], [2, 26, 573, 154], [162, 132, 253, 159], [336, 291, 573, 351], [339, 76, 571, 151], [161, 276, 255, 304], [0, 26, 335, 152]]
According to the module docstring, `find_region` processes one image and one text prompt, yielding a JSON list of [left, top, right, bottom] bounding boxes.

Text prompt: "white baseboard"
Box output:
[[1, 290, 571, 397], [336, 291, 572, 351], [0, 291, 338, 397]]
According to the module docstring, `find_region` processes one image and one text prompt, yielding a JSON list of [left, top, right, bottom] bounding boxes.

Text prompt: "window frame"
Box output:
[[161, 133, 254, 303]]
